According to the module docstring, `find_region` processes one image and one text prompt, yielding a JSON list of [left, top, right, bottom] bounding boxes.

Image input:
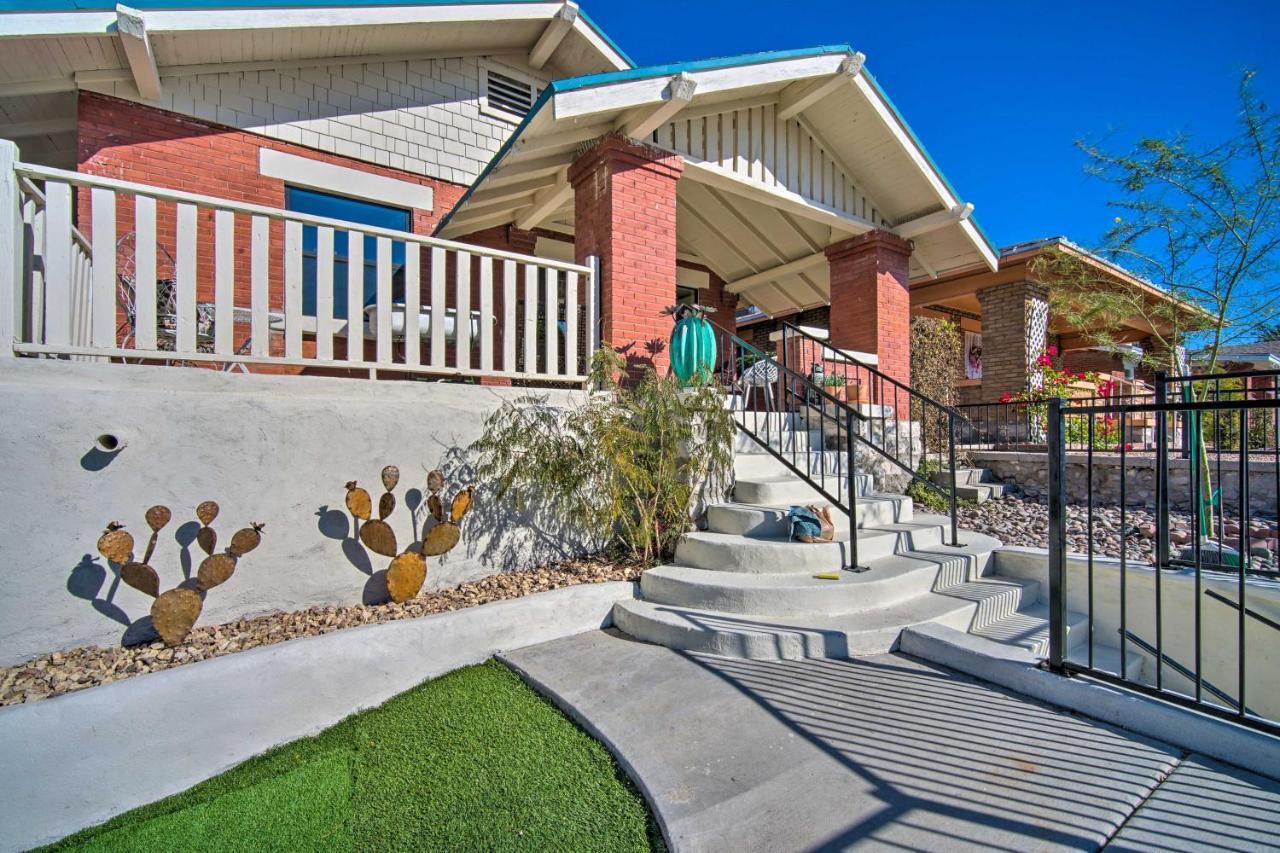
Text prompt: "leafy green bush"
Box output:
[[472, 347, 735, 564]]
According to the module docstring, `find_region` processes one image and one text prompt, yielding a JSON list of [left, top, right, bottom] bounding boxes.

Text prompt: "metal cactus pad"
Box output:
[[342, 465, 472, 604], [95, 506, 266, 647]]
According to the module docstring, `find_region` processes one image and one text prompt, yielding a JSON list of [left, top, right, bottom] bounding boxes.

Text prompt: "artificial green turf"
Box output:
[[48, 661, 663, 852]]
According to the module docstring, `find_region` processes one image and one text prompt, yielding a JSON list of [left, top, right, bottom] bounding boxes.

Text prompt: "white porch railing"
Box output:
[[0, 141, 598, 383]]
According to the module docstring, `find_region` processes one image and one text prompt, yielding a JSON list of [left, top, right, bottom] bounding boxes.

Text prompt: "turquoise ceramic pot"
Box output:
[[671, 314, 716, 385]]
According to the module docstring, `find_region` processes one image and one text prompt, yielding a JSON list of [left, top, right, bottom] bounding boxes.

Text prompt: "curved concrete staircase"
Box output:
[[613, 414, 1134, 672]]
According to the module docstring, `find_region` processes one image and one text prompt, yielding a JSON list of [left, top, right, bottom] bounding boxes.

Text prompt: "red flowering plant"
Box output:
[[1000, 346, 1116, 446]]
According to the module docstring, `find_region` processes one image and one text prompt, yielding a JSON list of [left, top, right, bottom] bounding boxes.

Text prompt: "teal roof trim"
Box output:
[[548, 44, 854, 93]]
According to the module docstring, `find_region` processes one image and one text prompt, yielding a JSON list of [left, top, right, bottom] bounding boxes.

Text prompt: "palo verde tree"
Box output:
[[1042, 69, 1280, 535], [1040, 69, 1280, 377]]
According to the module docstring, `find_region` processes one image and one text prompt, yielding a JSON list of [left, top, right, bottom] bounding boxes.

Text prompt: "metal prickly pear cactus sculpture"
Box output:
[[95, 503, 266, 646], [342, 465, 472, 604]]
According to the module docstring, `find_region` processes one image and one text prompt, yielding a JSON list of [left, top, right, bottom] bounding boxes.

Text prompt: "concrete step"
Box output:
[[640, 548, 980, 617], [613, 577, 1036, 660], [930, 467, 992, 487], [956, 482, 1013, 503], [706, 494, 913, 537], [969, 604, 1144, 679], [928, 468, 1013, 503], [733, 428, 825, 455], [732, 473, 872, 506], [734, 449, 848, 480]]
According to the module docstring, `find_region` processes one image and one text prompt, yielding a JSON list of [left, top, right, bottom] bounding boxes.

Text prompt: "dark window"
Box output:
[[285, 186, 411, 318], [676, 285, 698, 306]]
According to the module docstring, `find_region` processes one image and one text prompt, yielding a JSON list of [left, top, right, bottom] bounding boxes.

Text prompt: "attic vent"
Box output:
[[483, 67, 538, 120]]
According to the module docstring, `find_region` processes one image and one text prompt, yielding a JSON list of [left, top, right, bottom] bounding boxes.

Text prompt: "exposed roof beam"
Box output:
[[913, 248, 939, 279], [776, 52, 863, 121], [2, 118, 77, 138], [616, 72, 696, 139], [895, 203, 974, 240], [681, 157, 875, 236], [470, 172, 561, 206], [516, 179, 573, 231], [447, 205, 526, 236], [0, 78, 77, 96], [726, 252, 826, 294], [528, 1, 578, 70], [115, 4, 161, 100], [511, 122, 611, 157], [484, 153, 570, 187]]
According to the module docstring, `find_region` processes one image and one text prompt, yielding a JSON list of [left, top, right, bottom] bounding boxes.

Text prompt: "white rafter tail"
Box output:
[[114, 4, 161, 100], [528, 1, 578, 70], [913, 246, 940, 279], [776, 51, 864, 121], [725, 251, 828, 294], [515, 175, 573, 230], [616, 72, 697, 140], [895, 202, 974, 239]]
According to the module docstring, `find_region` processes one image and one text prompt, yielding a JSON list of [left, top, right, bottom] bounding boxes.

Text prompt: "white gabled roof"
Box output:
[[437, 46, 997, 315]]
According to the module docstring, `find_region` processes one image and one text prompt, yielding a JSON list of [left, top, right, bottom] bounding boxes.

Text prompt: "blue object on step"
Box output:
[[788, 506, 823, 541]]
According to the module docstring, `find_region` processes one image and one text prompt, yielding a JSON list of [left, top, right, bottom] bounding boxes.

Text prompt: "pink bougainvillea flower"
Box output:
[[1036, 354, 1053, 366], [1000, 392, 1013, 403], [1047, 344, 1059, 356]]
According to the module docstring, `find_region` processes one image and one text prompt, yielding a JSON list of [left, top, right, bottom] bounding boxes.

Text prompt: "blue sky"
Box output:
[[588, 0, 1280, 252]]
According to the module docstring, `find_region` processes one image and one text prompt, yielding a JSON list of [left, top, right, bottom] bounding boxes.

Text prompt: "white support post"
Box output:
[[174, 202, 197, 353], [375, 236, 392, 365], [315, 226, 335, 360], [1, 141, 22, 356], [213, 208, 234, 356], [284, 219, 303, 358], [585, 254, 600, 372], [43, 181, 73, 347], [403, 242, 420, 368], [90, 187, 118, 349]]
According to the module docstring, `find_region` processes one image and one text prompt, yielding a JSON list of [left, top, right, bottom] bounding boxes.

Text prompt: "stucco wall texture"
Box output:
[[0, 360, 590, 664]]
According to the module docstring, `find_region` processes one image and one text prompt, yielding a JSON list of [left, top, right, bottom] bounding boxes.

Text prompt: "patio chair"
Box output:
[[115, 232, 251, 371], [735, 355, 778, 412]]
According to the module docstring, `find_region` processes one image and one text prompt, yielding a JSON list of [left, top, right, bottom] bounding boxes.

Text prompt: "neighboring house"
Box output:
[[740, 236, 1207, 404], [1, 0, 994, 388], [1194, 340, 1280, 397]]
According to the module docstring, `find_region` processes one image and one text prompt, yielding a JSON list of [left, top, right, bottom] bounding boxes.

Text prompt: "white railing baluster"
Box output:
[[544, 269, 558, 376], [346, 230, 364, 364], [403, 242, 420, 368], [523, 262, 537, 374], [250, 215, 268, 356], [43, 181, 72, 346], [585, 255, 599, 370], [134, 195, 157, 350], [564, 270, 578, 377], [502, 259, 516, 372], [478, 255, 493, 372], [455, 251, 471, 369], [316, 226, 335, 360], [429, 246, 445, 367], [375, 236, 392, 366], [175, 202, 197, 353], [90, 187, 116, 349], [213, 209, 234, 356], [284, 219, 303, 358], [22, 194, 44, 345]]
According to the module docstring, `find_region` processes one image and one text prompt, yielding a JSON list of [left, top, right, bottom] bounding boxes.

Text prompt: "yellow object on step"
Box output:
[[813, 572, 841, 580]]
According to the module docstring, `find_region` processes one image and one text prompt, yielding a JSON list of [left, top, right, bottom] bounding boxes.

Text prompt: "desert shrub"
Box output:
[[471, 347, 735, 564]]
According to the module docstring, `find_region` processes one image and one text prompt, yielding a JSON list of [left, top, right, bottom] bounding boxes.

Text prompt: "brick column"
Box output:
[[570, 134, 682, 379], [826, 230, 913, 387], [976, 280, 1050, 402]]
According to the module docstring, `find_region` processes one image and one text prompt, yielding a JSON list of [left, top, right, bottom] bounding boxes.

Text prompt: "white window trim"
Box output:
[[259, 149, 433, 211], [479, 60, 541, 124]]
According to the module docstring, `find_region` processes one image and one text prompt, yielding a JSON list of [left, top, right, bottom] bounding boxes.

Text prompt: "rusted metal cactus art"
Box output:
[[343, 465, 472, 604], [96, 503, 265, 646]]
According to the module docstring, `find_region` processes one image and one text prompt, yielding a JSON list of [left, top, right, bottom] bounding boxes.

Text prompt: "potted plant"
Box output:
[[822, 372, 848, 402]]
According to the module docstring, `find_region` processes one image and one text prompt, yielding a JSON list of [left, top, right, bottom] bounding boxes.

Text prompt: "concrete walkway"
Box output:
[[502, 630, 1280, 852]]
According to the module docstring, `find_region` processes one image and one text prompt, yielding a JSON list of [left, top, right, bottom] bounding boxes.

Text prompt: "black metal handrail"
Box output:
[[707, 321, 872, 570], [779, 322, 961, 546]]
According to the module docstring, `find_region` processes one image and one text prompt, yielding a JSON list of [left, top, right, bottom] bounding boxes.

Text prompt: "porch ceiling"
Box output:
[[437, 46, 998, 315]]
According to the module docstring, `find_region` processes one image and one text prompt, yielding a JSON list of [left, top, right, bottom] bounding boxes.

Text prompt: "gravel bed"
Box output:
[[958, 495, 1279, 569], [0, 555, 643, 707]]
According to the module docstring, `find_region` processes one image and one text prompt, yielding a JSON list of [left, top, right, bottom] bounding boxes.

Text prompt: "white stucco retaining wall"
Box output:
[[0, 581, 636, 852], [0, 360, 594, 664], [994, 546, 1280, 721]]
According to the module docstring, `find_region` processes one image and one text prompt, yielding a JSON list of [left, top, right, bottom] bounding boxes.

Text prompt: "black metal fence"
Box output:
[[957, 369, 1280, 456], [1045, 391, 1280, 735]]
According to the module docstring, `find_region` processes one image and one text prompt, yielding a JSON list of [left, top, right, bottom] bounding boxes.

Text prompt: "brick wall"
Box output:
[[826, 230, 912, 387], [1062, 348, 1125, 378], [976, 280, 1049, 402], [738, 305, 830, 355], [570, 134, 682, 379], [84, 55, 542, 185], [77, 91, 468, 371]]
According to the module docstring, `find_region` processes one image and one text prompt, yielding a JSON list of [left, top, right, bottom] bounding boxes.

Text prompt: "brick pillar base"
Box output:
[[826, 230, 913, 387], [977, 281, 1050, 402], [570, 134, 682, 379]]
